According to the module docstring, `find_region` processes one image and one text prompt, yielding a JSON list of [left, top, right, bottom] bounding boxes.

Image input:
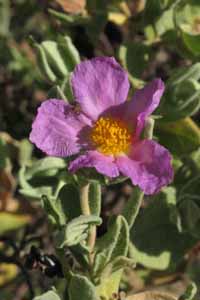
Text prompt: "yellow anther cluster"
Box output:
[[91, 117, 131, 156]]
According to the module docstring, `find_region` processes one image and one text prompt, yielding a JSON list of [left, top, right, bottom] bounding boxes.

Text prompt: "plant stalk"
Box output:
[[80, 182, 91, 216], [80, 183, 96, 266]]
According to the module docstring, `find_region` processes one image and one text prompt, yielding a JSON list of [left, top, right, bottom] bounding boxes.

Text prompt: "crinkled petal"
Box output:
[[71, 57, 130, 121], [121, 79, 165, 137], [69, 150, 119, 178], [116, 140, 173, 195], [30, 99, 91, 157]]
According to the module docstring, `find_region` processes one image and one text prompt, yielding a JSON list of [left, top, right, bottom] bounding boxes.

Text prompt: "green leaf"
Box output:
[[175, 0, 200, 56], [34, 35, 80, 84], [179, 282, 197, 300], [34, 290, 61, 300], [94, 214, 130, 299], [55, 215, 102, 248], [25, 157, 66, 180], [129, 187, 197, 270], [178, 173, 200, 204], [190, 147, 200, 170], [56, 184, 81, 222], [159, 63, 200, 121], [144, 0, 167, 24], [172, 148, 200, 237], [68, 274, 100, 300], [60, 73, 74, 103], [118, 42, 151, 79], [18, 139, 33, 167], [42, 183, 81, 226], [34, 43, 57, 83], [59, 36, 80, 66], [175, 171, 200, 238], [101, 256, 135, 278], [144, 0, 175, 41], [0, 212, 30, 235], [96, 270, 123, 300], [110, 217, 129, 260], [18, 158, 67, 200], [39, 41, 69, 78], [94, 216, 129, 275], [68, 243, 90, 269], [49, 9, 90, 25], [42, 195, 65, 226], [155, 8, 175, 37], [181, 30, 200, 56], [178, 199, 200, 234], [122, 187, 144, 228], [19, 185, 53, 200], [155, 118, 200, 156], [19, 166, 55, 200]]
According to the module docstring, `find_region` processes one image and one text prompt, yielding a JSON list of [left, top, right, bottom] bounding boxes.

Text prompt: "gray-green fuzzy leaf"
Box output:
[[25, 157, 66, 180], [69, 274, 100, 300], [94, 215, 129, 275], [158, 63, 200, 121], [122, 187, 144, 229], [55, 215, 102, 248], [101, 256, 135, 278], [34, 290, 61, 300], [129, 187, 197, 270], [34, 35, 80, 84]]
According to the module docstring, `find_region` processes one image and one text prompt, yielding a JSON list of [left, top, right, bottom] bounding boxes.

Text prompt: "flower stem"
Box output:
[[80, 183, 91, 216], [80, 182, 96, 266]]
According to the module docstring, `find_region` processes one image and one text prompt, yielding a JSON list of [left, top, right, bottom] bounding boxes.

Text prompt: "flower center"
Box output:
[[91, 117, 132, 156]]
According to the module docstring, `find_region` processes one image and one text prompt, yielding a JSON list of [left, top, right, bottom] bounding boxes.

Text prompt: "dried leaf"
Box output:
[[55, 0, 86, 14], [0, 169, 17, 211]]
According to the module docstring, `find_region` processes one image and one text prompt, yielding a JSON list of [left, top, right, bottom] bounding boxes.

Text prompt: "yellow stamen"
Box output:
[[91, 117, 132, 156]]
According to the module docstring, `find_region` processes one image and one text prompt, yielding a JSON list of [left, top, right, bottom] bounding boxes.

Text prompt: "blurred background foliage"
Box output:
[[0, 0, 200, 299]]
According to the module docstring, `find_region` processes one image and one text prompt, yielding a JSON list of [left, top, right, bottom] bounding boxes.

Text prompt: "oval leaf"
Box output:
[[69, 274, 100, 300], [34, 290, 61, 300]]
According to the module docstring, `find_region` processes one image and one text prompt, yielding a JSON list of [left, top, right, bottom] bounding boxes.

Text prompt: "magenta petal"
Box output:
[[29, 99, 91, 157], [123, 79, 165, 137], [116, 140, 173, 195], [132, 79, 164, 115], [69, 151, 119, 178], [71, 57, 130, 121]]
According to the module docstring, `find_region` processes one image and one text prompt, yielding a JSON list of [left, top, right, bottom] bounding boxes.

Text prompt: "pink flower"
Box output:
[[30, 57, 173, 194]]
